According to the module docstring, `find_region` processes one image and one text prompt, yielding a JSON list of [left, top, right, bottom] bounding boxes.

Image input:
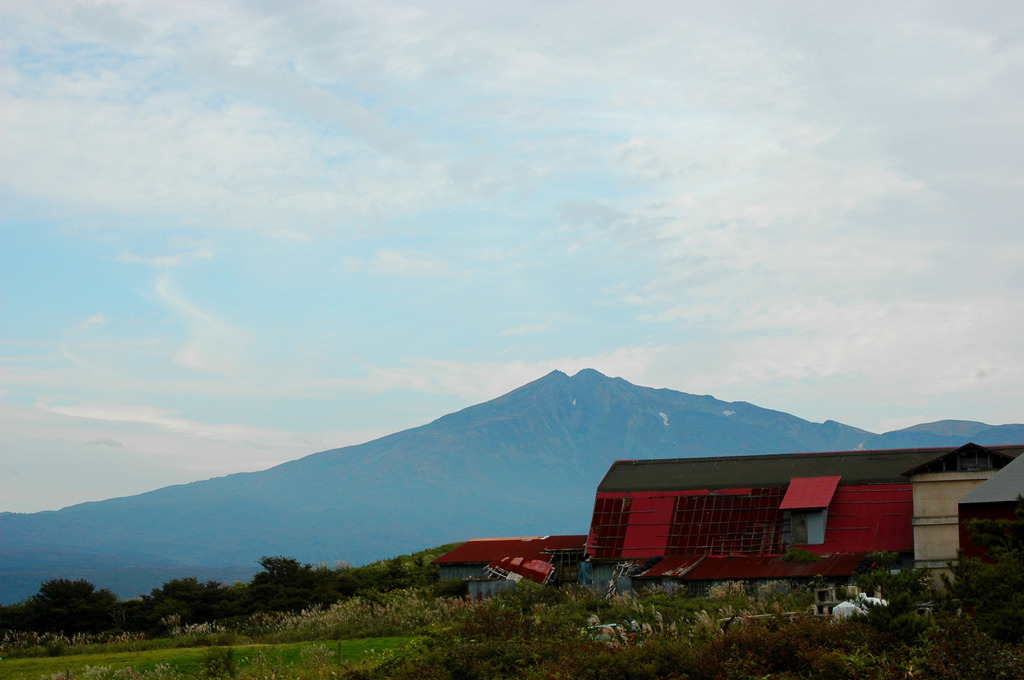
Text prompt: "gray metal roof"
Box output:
[[959, 452, 1024, 505], [597, 445, 1024, 493]]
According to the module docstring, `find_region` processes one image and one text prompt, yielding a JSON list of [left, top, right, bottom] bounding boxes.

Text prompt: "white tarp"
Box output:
[[832, 594, 887, 618]]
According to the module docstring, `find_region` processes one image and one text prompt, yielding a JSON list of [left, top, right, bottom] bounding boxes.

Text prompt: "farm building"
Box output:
[[432, 535, 587, 594], [958, 451, 1024, 561], [585, 443, 1024, 592]]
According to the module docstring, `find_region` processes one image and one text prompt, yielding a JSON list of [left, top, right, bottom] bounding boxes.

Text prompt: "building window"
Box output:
[[790, 509, 826, 545]]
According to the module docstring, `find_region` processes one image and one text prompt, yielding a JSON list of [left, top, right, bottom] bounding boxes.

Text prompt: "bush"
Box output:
[[429, 579, 468, 599], [855, 566, 932, 601], [919, 614, 1024, 680], [201, 647, 236, 680], [781, 547, 823, 563], [856, 592, 931, 646]]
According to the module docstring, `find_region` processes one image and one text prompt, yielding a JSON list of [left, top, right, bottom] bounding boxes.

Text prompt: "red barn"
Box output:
[[585, 444, 1024, 593]]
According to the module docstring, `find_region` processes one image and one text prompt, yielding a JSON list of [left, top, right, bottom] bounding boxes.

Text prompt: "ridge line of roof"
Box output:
[[608, 444, 1024, 467], [597, 444, 1024, 493]]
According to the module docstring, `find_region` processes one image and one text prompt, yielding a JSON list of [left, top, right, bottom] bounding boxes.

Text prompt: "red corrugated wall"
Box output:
[[586, 482, 915, 559], [815, 484, 914, 554], [621, 494, 677, 557], [958, 502, 1018, 561]]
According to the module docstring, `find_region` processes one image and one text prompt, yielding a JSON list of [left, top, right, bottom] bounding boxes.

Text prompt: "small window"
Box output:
[[790, 510, 826, 545]]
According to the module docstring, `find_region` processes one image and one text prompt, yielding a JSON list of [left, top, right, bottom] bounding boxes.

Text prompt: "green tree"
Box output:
[[245, 556, 322, 613], [25, 578, 118, 634], [131, 577, 239, 633], [945, 496, 1024, 642], [0, 600, 33, 634]]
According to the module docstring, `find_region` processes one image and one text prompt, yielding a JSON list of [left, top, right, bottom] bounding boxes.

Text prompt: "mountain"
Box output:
[[2, 369, 1022, 603]]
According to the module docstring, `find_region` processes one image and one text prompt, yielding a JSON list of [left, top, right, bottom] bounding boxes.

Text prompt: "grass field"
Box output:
[[0, 638, 410, 680]]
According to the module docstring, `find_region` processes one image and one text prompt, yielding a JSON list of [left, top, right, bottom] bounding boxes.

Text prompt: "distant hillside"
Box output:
[[2, 368, 1022, 603]]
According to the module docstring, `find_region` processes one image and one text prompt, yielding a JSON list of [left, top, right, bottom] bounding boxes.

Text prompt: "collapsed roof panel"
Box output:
[[432, 535, 587, 565]]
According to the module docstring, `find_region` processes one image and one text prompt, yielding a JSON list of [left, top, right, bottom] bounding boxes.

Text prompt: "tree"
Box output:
[[131, 577, 239, 633], [945, 497, 1024, 642], [26, 578, 118, 634], [245, 556, 321, 613]]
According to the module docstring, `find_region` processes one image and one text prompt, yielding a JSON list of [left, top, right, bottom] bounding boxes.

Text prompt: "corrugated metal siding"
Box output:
[[780, 476, 841, 509], [467, 579, 515, 601], [588, 482, 914, 560], [588, 496, 630, 558], [818, 484, 914, 553], [490, 556, 555, 584], [621, 495, 675, 557], [958, 502, 1019, 560], [589, 487, 788, 558], [680, 553, 866, 580], [433, 535, 587, 565], [439, 564, 490, 580]]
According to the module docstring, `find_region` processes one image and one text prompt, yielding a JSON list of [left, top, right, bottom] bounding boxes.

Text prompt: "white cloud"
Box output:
[[35, 400, 283, 445], [499, 322, 552, 337], [348, 250, 460, 278], [3, 0, 1024, 510], [86, 437, 124, 447], [154, 275, 249, 374], [0, 399, 376, 511], [70, 314, 109, 333], [115, 248, 214, 269]]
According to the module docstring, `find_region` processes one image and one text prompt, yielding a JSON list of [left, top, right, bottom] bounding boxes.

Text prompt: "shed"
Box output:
[[432, 535, 587, 583]]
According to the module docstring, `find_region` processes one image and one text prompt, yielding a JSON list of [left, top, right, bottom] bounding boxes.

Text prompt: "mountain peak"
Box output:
[[3, 370, 1020, 604], [895, 420, 989, 437], [569, 367, 613, 384]]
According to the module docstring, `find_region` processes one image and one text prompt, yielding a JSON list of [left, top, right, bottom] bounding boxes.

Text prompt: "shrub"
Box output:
[[300, 642, 335, 669], [918, 614, 1024, 680], [855, 566, 932, 601], [781, 547, 823, 562], [856, 592, 932, 646], [243, 650, 288, 680], [429, 579, 468, 599], [202, 647, 236, 680]]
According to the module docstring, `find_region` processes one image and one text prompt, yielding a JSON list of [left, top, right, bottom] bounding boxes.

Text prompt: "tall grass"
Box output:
[[238, 591, 476, 642], [7, 583, 1024, 680], [0, 631, 150, 658]]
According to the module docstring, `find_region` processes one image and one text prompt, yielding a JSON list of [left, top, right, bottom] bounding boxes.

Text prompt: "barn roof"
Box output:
[[959, 453, 1024, 505], [627, 553, 868, 581], [902, 442, 1017, 476], [680, 553, 868, 580], [432, 535, 587, 565], [780, 476, 841, 510], [597, 445, 1024, 493]]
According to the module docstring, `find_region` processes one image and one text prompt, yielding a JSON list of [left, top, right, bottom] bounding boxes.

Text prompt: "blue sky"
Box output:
[[3, 1, 1024, 512]]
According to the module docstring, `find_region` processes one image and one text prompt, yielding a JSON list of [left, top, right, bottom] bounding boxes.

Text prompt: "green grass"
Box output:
[[0, 638, 411, 680]]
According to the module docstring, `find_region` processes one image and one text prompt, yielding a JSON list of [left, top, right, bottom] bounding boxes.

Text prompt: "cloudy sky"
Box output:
[[3, 1, 1024, 513]]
